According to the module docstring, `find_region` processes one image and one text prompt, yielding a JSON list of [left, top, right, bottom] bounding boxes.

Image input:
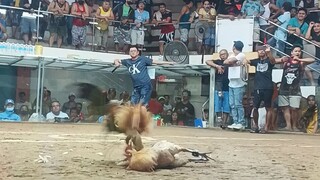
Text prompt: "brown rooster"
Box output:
[[76, 83, 153, 151]]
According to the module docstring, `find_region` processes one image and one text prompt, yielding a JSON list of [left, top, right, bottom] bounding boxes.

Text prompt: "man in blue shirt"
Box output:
[[131, 1, 149, 52], [0, 99, 21, 121], [114, 46, 174, 106]]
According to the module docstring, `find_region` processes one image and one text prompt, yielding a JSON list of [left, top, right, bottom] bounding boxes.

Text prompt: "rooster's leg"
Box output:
[[126, 129, 144, 151]]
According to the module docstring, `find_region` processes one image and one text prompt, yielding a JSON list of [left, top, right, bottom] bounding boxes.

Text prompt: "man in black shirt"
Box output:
[[217, 0, 241, 20], [206, 49, 230, 129], [249, 46, 275, 133], [174, 90, 195, 126]]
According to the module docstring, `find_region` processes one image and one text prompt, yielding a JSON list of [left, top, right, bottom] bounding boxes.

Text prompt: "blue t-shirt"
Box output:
[[241, 0, 264, 16], [1, 0, 13, 6], [276, 0, 295, 8], [121, 56, 152, 87], [134, 9, 149, 29], [288, 17, 309, 36], [0, 111, 21, 121]]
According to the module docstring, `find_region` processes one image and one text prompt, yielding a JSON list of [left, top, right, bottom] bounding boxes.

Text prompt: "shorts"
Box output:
[[131, 29, 144, 46], [113, 27, 131, 44], [214, 90, 230, 113], [159, 31, 175, 44], [131, 83, 152, 106], [20, 18, 36, 34], [179, 28, 189, 43], [278, 95, 301, 108], [253, 89, 273, 108], [203, 26, 215, 47], [49, 24, 67, 37]]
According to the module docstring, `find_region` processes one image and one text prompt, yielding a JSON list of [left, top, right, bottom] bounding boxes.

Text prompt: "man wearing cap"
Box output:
[[0, 99, 21, 121], [62, 93, 77, 115], [224, 41, 247, 130], [249, 45, 276, 133]]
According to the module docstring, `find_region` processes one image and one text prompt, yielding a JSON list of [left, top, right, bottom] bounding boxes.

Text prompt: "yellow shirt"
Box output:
[[97, 7, 112, 31], [302, 108, 318, 134], [14, 0, 20, 7], [198, 7, 216, 22]]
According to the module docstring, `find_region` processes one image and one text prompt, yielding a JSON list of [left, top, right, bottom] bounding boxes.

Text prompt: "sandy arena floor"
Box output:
[[0, 122, 319, 180]]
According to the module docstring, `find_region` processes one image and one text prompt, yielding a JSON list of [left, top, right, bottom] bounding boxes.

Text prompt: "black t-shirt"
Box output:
[[311, 30, 320, 58], [174, 101, 195, 123], [217, 1, 240, 16], [214, 60, 229, 91], [279, 59, 303, 96], [250, 58, 274, 90]]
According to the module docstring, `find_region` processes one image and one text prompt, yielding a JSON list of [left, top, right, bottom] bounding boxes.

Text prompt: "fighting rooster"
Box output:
[[76, 83, 153, 151], [117, 140, 214, 172]]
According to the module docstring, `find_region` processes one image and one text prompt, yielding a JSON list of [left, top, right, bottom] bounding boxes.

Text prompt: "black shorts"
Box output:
[[253, 89, 273, 108], [159, 31, 175, 44]]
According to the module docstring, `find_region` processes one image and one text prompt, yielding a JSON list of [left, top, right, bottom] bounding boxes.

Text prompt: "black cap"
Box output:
[[233, 41, 244, 51]]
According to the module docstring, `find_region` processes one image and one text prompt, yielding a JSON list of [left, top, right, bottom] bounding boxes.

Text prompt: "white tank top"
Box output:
[[260, 2, 271, 26]]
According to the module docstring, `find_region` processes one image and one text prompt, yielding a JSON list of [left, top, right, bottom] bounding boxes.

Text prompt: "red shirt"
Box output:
[[148, 99, 163, 115], [153, 10, 175, 34]]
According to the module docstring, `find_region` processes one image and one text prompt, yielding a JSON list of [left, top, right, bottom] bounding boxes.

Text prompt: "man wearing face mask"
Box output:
[[0, 99, 21, 121]]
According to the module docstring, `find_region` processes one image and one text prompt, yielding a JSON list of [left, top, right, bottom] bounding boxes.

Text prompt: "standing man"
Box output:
[[152, 3, 175, 59], [206, 49, 230, 129], [224, 41, 247, 130], [131, 1, 150, 52], [174, 90, 195, 126], [249, 46, 275, 133], [270, 45, 314, 131], [114, 46, 174, 106]]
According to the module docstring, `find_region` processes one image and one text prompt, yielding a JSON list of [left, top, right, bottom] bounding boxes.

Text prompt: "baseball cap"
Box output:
[[5, 99, 14, 105], [69, 92, 76, 98], [158, 96, 165, 101], [233, 41, 244, 51]]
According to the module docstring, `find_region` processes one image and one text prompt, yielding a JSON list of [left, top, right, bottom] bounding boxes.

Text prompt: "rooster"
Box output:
[[117, 140, 214, 172], [76, 83, 153, 151]]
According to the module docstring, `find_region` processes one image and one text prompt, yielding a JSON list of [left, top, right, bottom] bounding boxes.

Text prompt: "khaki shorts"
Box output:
[[131, 29, 145, 46], [278, 95, 301, 108]]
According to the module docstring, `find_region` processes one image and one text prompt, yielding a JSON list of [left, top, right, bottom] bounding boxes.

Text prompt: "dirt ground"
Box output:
[[0, 123, 319, 180]]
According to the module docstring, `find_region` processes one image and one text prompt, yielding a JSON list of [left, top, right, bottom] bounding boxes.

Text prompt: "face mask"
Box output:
[[6, 107, 14, 112]]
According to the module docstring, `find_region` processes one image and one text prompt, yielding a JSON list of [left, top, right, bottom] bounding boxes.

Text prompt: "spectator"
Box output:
[[249, 46, 275, 133], [223, 41, 247, 130], [241, 0, 265, 50], [234, 0, 245, 11], [217, 0, 241, 20], [30, 0, 50, 41], [163, 95, 172, 112], [298, 0, 319, 23], [46, 100, 69, 122], [71, 0, 89, 49], [271, 45, 314, 131], [286, 7, 308, 54], [131, 1, 149, 52], [119, 91, 130, 105], [95, 0, 114, 52], [158, 96, 165, 106], [198, 0, 217, 54], [152, 3, 175, 58], [62, 92, 77, 114], [148, 91, 163, 115], [162, 108, 172, 124], [290, 6, 297, 18], [69, 107, 82, 122], [174, 90, 195, 126], [176, 0, 193, 46], [76, 102, 85, 120], [9, 0, 22, 39], [48, 0, 70, 48], [0, 99, 21, 121], [276, 0, 295, 8], [267, 2, 292, 57], [106, 88, 116, 103], [206, 49, 230, 129], [32, 87, 51, 116], [305, 21, 320, 86], [299, 95, 318, 134], [171, 111, 184, 126], [18, 105, 30, 121], [259, 0, 281, 42], [0, 13, 8, 42], [113, 0, 134, 53], [15, 91, 32, 113], [114, 46, 173, 106], [19, 0, 37, 44]]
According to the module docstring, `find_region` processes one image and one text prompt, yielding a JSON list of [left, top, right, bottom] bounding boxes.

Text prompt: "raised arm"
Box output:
[[114, 59, 121, 67], [305, 22, 314, 40], [206, 59, 224, 74], [152, 59, 175, 65]]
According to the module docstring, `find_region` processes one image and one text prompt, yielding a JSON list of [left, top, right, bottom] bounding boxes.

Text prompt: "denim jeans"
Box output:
[[131, 83, 152, 106], [229, 86, 245, 125], [267, 37, 285, 56]]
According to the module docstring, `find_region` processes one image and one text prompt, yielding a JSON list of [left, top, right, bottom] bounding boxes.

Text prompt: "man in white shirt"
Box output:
[[224, 41, 247, 130], [46, 100, 69, 122]]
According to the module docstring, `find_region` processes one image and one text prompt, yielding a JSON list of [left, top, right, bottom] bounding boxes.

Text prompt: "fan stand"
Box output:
[[201, 31, 206, 64]]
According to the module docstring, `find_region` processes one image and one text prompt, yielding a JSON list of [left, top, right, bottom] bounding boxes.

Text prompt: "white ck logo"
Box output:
[[128, 62, 141, 75]]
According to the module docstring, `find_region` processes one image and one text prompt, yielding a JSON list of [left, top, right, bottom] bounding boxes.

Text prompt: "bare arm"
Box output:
[[269, 3, 281, 20], [176, 6, 187, 24], [48, 1, 59, 12], [312, 120, 318, 134], [223, 57, 238, 64], [206, 60, 224, 74], [305, 23, 314, 40], [114, 59, 121, 67], [152, 60, 175, 65], [63, 3, 70, 14], [71, 3, 81, 16]]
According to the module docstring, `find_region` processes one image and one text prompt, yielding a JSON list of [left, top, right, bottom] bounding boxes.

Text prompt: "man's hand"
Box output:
[[114, 59, 121, 67], [292, 56, 300, 61], [229, 15, 235, 21], [265, 45, 271, 53], [216, 65, 224, 74], [121, 19, 128, 24]]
